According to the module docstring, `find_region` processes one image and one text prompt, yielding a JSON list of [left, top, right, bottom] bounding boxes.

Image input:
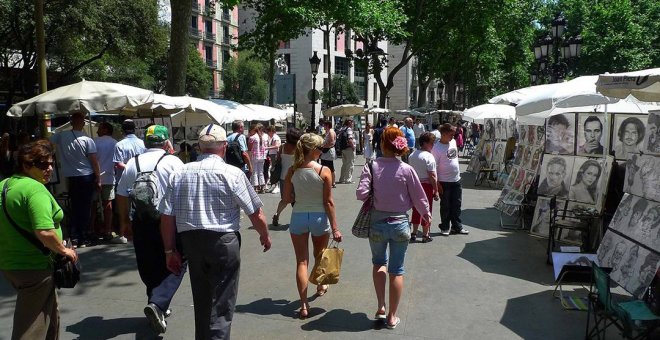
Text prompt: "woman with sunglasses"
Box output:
[[0, 139, 78, 339], [283, 133, 342, 319]]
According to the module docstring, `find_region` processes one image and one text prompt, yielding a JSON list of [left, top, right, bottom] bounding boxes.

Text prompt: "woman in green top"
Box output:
[[0, 139, 78, 340]]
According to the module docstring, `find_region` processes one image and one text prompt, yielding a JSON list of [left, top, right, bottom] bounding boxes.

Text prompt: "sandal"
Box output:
[[386, 316, 401, 329], [410, 233, 417, 242], [272, 214, 279, 226], [422, 235, 433, 243], [298, 304, 309, 319], [374, 311, 387, 321], [316, 284, 328, 296]]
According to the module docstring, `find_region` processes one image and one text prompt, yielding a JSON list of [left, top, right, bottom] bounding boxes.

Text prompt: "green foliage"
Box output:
[[222, 52, 269, 104], [320, 75, 360, 105], [186, 49, 213, 98]]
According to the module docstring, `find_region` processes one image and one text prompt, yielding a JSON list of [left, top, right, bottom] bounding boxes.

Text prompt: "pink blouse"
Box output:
[[249, 134, 267, 160], [356, 157, 430, 216]]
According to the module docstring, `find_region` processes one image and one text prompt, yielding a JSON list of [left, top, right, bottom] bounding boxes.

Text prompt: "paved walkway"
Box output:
[[0, 156, 600, 339]]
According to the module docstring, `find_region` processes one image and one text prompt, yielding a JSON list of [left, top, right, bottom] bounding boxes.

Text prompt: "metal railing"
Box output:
[[191, 1, 200, 12], [222, 35, 231, 44], [189, 27, 202, 39], [204, 31, 216, 41], [205, 59, 217, 68]]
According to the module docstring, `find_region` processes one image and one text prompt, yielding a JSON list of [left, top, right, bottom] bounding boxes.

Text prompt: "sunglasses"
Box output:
[[33, 161, 54, 170]]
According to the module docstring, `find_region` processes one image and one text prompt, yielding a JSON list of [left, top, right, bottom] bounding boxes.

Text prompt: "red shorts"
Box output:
[[412, 182, 434, 225]]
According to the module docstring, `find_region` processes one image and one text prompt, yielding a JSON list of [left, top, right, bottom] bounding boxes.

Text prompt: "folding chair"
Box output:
[[474, 156, 498, 187], [585, 263, 660, 339]]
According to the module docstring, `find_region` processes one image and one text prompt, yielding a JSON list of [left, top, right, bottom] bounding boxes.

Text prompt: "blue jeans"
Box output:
[[369, 212, 410, 275]]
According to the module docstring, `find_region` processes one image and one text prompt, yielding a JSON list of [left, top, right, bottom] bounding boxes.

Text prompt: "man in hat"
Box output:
[[113, 119, 146, 243], [116, 125, 186, 334], [160, 124, 271, 340], [49, 111, 101, 248]]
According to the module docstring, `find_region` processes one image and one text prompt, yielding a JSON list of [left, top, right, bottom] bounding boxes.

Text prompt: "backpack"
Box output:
[[225, 133, 246, 168], [129, 153, 169, 221], [337, 128, 349, 150]]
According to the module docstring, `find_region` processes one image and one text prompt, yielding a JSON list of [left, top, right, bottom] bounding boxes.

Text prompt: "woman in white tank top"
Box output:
[[283, 133, 342, 319]]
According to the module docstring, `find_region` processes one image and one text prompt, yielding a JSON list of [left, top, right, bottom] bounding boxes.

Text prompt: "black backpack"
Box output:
[[337, 128, 349, 150], [226, 133, 246, 168]]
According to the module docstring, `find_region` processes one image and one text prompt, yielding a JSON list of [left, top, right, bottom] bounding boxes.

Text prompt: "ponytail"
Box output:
[[292, 139, 306, 171]]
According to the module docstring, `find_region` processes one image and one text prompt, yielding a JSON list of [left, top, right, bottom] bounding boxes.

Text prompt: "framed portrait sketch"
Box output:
[[484, 119, 496, 141], [530, 197, 565, 237], [522, 146, 534, 170], [576, 113, 605, 156], [521, 171, 536, 194], [512, 168, 526, 192], [506, 166, 519, 188], [467, 155, 481, 173], [530, 147, 543, 171], [492, 141, 506, 165], [537, 155, 575, 199], [519, 124, 527, 145], [506, 119, 517, 139], [623, 154, 660, 202], [482, 141, 495, 164], [545, 113, 575, 155], [535, 125, 546, 147], [526, 125, 537, 145], [495, 119, 506, 140], [568, 157, 606, 205], [612, 114, 648, 160], [643, 111, 660, 155]]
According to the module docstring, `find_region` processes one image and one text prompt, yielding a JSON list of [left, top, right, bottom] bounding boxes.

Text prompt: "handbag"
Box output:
[[2, 180, 81, 289], [309, 241, 344, 285], [351, 161, 373, 238]]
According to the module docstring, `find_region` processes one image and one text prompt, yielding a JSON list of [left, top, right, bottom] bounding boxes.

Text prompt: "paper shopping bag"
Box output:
[[309, 243, 344, 285]]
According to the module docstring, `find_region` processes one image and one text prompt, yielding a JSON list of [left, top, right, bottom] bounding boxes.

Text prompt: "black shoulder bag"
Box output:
[[1, 180, 80, 289]]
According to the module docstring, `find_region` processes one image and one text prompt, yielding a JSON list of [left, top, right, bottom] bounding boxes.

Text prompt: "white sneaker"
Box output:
[[144, 303, 167, 333], [111, 236, 128, 244], [271, 186, 280, 194]]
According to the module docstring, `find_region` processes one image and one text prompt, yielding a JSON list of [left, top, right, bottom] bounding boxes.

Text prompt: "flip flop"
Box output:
[[386, 317, 400, 329], [374, 312, 387, 321], [316, 285, 329, 296]]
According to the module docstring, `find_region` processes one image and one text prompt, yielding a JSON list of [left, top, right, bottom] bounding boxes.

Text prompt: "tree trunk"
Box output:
[[166, 0, 192, 96], [417, 78, 430, 109]]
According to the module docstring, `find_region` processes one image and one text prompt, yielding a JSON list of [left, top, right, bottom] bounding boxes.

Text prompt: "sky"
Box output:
[[159, 0, 171, 23]]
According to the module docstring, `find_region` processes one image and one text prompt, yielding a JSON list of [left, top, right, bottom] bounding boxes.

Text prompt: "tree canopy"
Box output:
[[222, 52, 269, 104]]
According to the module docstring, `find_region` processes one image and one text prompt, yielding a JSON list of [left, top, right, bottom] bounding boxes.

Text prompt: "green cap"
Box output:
[[145, 125, 169, 143]]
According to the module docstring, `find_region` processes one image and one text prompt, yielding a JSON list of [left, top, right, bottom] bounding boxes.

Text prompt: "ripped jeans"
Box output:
[[369, 211, 411, 275]]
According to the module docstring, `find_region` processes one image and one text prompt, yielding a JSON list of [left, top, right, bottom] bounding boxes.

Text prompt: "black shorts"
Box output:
[[320, 159, 334, 172]]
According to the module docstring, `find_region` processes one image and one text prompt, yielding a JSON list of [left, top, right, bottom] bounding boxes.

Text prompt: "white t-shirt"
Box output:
[[413, 123, 425, 138], [431, 139, 460, 182], [408, 149, 436, 182], [94, 135, 117, 185], [116, 149, 184, 199], [431, 129, 441, 140], [267, 134, 281, 156], [50, 130, 97, 177]]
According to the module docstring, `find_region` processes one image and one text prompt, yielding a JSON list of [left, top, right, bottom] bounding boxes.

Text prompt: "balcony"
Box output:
[[205, 59, 217, 69], [189, 27, 202, 39], [203, 31, 215, 42], [191, 1, 200, 12], [222, 35, 231, 45], [222, 12, 231, 22], [202, 6, 214, 17]]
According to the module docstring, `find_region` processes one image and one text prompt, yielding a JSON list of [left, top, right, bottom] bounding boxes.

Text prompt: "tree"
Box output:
[[185, 49, 214, 98], [222, 52, 269, 103], [320, 75, 360, 105]]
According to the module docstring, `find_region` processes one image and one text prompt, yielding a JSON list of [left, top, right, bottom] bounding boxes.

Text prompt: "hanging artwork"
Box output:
[[506, 167, 519, 188], [530, 197, 565, 237], [537, 155, 575, 199], [530, 147, 543, 170], [495, 119, 506, 140], [522, 146, 534, 169], [576, 113, 606, 156], [612, 114, 648, 160], [643, 111, 660, 155], [492, 141, 506, 165], [526, 125, 537, 145], [519, 124, 528, 144], [623, 154, 660, 202], [512, 168, 526, 191], [506, 119, 517, 139], [568, 158, 606, 205], [484, 119, 496, 141], [535, 125, 546, 147], [482, 141, 495, 165], [545, 113, 575, 155]]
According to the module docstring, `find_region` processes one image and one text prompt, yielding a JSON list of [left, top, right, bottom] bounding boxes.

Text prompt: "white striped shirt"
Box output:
[[159, 154, 263, 233]]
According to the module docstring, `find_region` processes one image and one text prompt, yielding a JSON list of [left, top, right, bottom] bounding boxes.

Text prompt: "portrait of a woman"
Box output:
[[569, 160, 602, 204]]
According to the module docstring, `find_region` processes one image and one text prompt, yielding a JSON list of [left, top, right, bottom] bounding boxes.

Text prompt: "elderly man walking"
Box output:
[[160, 124, 272, 340]]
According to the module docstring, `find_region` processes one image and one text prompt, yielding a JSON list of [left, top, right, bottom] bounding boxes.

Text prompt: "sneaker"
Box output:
[[271, 186, 280, 194], [440, 230, 450, 236], [272, 214, 279, 227], [144, 303, 167, 333], [452, 228, 469, 235], [78, 240, 92, 248], [111, 236, 128, 244]]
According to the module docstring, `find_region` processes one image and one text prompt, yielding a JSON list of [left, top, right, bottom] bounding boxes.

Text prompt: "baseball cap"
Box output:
[[145, 125, 169, 143], [199, 124, 227, 142], [122, 119, 136, 132]]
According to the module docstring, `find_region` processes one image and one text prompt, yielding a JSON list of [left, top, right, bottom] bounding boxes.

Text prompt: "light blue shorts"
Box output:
[[289, 212, 331, 236], [369, 213, 410, 275]]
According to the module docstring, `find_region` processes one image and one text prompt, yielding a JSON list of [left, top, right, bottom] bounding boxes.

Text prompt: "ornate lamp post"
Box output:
[[309, 51, 321, 128], [531, 13, 582, 84]]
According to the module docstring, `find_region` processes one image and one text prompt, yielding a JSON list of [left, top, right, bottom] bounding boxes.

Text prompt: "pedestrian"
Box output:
[[0, 133, 15, 179], [431, 123, 469, 236], [471, 123, 480, 145], [93, 122, 117, 242], [363, 122, 374, 161], [430, 123, 441, 140], [112, 119, 146, 243], [159, 124, 272, 340], [372, 117, 388, 158], [356, 127, 431, 329], [50, 112, 101, 248], [315, 118, 325, 135], [408, 132, 440, 243], [412, 118, 425, 148], [248, 123, 267, 193], [320, 120, 337, 187], [0, 140, 79, 340], [399, 118, 415, 163], [387, 117, 398, 128], [272, 128, 302, 226], [227, 120, 253, 179], [264, 125, 281, 192], [338, 119, 356, 184], [283, 133, 342, 318], [116, 125, 187, 334], [455, 124, 464, 152]]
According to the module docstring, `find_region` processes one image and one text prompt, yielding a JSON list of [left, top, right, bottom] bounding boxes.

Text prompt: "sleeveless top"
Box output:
[[279, 153, 294, 180], [291, 166, 325, 213]]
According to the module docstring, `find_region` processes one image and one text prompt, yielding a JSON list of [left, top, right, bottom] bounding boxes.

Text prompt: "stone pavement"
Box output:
[[0, 156, 602, 339]]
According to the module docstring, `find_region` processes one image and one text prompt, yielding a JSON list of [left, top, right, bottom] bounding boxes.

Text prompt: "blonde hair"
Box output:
[[292, 133, 324, 171]]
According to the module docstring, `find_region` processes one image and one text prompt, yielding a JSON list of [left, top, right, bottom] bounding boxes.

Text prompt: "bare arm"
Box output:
[[428, 171, 440, 198], [160, 214, 183, 275], [321, 167, 342, 242], [248, 208, 271, 252], [35, 230, 78, 262], [242, 152, 252, 174], [282, 168, 295, 204]]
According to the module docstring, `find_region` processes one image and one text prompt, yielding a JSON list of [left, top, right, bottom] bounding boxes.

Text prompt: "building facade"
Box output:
[[386, 44, 445, 112], [190, 1, 239, 97]]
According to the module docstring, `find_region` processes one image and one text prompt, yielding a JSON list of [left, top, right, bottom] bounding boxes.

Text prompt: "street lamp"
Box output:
[[309, 51, 321, 129], [531, 13, 582, 84]]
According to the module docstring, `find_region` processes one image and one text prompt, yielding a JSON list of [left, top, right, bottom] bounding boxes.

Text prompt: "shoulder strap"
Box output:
[[153, 153, 169, 172], [367, 160, 374, 195], [1, 181, 50, 255], [318, 165, 324, 176], [134, 155, 141, 173]]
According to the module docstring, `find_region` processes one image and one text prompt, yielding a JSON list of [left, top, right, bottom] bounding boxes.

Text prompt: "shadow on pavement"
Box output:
[[461, 208, 503, 232], [72, 246, 139, 296], [300, 309, 374, 332], [236, 297, 298, 317], [65, 316, 160, 340]]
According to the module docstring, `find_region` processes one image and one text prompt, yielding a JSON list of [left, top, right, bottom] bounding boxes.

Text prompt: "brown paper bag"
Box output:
[[309, 243, 344, 285]]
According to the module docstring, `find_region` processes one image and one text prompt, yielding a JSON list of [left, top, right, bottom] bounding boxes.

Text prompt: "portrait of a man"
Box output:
[[545, 114, 575, 155], [643, 112, 660, 155], [577, 114, 604, 156], [613, 115, 647, 160], [538, 156, 574, 198]]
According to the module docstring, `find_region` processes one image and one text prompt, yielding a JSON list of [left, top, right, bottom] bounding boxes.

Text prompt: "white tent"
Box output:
[[463, 104, 516, 124], [596, 68, 660, 101], [210, 99, 256, 121], [243, 104, 288, 121], [488, 83, 563, 105], [324, 104, 367, 117]]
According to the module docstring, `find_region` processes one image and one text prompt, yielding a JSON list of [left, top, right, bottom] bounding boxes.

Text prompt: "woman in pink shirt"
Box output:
[[356, 127, 431, 329], [248, 123, 267, 192]]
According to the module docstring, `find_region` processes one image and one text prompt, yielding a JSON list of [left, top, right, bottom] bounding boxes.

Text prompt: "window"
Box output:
[[334, 57, 349, 76], [323, 78, 328, 92], [323, 54, 329, 73], [191, 16, 198, 28], [354, 62, 366, 78], [355, 80, 365, 99], [205, 20, 212, 33], [223, 50, 231, 64], [205, 45, 213, 61]]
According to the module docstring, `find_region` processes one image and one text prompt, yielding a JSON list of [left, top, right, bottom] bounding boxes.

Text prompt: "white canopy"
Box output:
[[243, 104, 288, 121], [596, 68, 660, 102], [488, 83, 563, 105], [463, 104, 516, 123], [324, 104, 367, 117], [517, 100, 660, 124], [8, 80, 154, 117], [210, 99, 256, 121]]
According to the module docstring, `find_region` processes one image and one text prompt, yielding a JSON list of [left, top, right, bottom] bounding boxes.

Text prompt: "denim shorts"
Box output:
[[369, 212, 411, 275], [289, 212, 330, 236]]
